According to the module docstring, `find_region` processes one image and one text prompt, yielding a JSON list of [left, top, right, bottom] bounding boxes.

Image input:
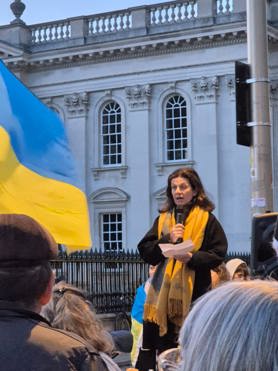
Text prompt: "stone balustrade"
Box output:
[[88, 10, 132, 35], [28, 0, 239, 44], [3, 0, 277, 52], [0, 0, 246, 46], [31, 20, 71, 43], [149, 1, 198, 25]]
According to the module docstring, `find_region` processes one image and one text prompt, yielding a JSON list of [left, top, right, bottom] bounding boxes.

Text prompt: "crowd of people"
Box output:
[[0, 167, 278, 371]]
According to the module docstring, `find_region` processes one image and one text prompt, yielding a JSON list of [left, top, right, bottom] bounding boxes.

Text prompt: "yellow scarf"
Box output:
[[143, 206, 209, 336]]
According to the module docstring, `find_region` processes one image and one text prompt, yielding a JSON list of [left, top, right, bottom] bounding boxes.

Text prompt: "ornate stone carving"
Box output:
[[125, 84, 152, 110], [191, 76, 219, 104], [64, 92, 89, 116]]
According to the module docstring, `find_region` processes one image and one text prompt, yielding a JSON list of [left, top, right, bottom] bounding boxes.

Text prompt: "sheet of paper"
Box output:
[[159, 239, 194, 258]]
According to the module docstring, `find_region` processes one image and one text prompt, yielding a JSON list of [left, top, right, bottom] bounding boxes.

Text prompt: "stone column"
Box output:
[[125, 84, 152, 246], [64, 92, 90, 192]]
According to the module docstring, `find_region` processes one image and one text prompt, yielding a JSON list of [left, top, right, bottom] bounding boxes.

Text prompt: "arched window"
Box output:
[[165, 95, 188, 161], [101, 101, 122, 166]]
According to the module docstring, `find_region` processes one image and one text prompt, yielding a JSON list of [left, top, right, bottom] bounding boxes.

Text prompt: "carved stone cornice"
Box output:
[[4, 30, 248, 72], [64, 92, 89, 116], [191, 76, 219, 104], [125, 84, 152, 110]]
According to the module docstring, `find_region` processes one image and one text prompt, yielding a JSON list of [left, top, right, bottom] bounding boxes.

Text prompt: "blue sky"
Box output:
[[0, 0, 170, 25]]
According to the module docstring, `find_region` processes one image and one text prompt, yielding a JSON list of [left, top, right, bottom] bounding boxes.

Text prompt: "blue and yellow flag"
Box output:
[[0, 60, 91, 252]]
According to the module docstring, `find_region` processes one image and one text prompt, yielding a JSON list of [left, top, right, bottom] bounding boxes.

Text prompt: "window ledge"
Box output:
[[91, 166, 128, 180], [155, 161, 195, 175]]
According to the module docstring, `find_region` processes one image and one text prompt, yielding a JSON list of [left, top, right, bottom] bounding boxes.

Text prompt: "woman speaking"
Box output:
[[135, 167, 228, 371]]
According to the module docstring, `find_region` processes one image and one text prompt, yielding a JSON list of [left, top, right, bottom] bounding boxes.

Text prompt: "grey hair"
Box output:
[[179, 279, 278, 371]]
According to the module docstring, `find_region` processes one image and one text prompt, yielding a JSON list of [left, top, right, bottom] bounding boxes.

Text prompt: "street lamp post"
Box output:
[[247, 0, 273, 215]]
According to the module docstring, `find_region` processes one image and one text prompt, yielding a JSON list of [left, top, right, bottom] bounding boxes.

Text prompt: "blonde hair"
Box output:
[[42, 281, 114, 354], [179, 280, 278, 371]]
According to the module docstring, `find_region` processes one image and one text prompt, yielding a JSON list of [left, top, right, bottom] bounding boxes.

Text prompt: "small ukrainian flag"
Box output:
[[0, 60, 91, 252]]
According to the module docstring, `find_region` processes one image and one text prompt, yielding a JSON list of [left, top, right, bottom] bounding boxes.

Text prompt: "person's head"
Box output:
[[210, 262, 229, 289], [42, 281, 114, 354], [257, 219, 278, 262], [179, 280, 278, 371], [162, 167, 214, 212], [0, 214, 57, 311], [226, 258, 249, 280]]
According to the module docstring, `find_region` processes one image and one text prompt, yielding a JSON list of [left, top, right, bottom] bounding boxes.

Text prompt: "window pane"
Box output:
[[103, 145, 109, 155], [175, 129, 181, 139], [167, 151, 174, 161], [167, 140, 174, 150], [174, 119, 180, 128], [167, 131, 173, 140], [103, 156, 109, 165], [103, 136, 109, 145]]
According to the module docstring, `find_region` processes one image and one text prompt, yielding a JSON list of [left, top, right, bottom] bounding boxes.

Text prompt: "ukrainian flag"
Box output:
[[0, 60, 91, 252]]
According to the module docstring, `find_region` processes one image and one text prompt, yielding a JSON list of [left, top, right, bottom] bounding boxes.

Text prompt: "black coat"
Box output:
[[138, 213, 228, 301], [0, 302, 108, 371]]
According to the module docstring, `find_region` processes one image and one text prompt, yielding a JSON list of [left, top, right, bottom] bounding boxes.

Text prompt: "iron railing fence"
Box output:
[[51, 250, 250, 313]]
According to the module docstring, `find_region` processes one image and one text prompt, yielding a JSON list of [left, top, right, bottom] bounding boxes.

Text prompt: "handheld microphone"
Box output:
[[175, 207, 184, 244]]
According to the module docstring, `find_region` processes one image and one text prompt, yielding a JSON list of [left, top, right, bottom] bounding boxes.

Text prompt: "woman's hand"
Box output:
[[170, 223, 184, 243], [174, 252, 192, 264]]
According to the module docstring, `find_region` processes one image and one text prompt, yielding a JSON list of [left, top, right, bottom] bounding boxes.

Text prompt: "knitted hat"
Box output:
[[226, 258, 247, 279], [0, 214, 57, 267]]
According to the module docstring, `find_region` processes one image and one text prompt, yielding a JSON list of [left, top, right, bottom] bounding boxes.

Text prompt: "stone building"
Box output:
[[1, 0, 278, 253]]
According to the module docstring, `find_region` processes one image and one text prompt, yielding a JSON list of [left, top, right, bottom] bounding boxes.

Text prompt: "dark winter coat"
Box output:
[[138, 213, 228, 301], [0, 302, 108, 371]]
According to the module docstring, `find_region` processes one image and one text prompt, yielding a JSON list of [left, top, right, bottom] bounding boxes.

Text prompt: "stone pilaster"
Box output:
[[191, 76, 220, 214], [64, 92, 90, 192], [124, 83, 152, 239]]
